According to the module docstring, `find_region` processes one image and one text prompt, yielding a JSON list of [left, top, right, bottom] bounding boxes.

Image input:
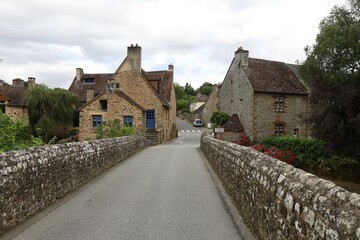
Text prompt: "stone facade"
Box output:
[[201, 134, 360, 240], [4, 105, 28, 121], [218, 47, 309, 140], [202, 85, 219, 126], [79, 90, 145, 140], [69, 45, 177, 143], [0, 135, 148, 235]]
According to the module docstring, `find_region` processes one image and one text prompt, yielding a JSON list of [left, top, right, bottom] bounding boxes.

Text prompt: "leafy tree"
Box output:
[[299, 0, 360, 159], [184, 83, 196, 96], [25, 85, 80, 142], [210, 112, 230, 126], [175, 83, 185, 100], [196, 82, 213, 96]]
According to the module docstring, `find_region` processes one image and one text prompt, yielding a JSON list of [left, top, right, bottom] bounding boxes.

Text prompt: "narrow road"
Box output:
[[4, 119, 253, 240]]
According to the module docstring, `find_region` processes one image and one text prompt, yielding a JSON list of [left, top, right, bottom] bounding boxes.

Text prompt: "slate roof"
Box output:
[[68, 73, 113, 103], [245, 58, 308, 95], [192, 93, 208, 103], [0, 86, 27, 106], [222, 114, 244, 132]]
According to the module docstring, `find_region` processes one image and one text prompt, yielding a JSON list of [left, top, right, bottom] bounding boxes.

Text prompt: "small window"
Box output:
[[84, 78, 94, 84], [275, 95, 284, 112], [293, 128, 299, 138], [92, 115, 102, 128], [100, 100, 107, 111], [123, 116, 133, 127], [275, 124, 284, 136], [0, 101, 5, 114]]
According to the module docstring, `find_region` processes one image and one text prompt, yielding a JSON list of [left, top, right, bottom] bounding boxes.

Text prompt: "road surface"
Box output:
[[3, 118, 253, 240]]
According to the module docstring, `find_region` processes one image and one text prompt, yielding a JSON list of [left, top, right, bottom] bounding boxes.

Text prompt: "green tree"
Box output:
[[184, 83, 196, 96], [299, 0, 360, 159], [210, 112, 230, 126], [175, 83, 185, 100], [196, 82, 213, 96], [25, 85, 80, 142]]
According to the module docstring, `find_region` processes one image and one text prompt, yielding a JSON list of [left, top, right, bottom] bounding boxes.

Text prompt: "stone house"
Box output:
[[200, 85, 219, 127], [0, 77, 36, 120], [218, 47, 309, 141], [68, 44, 177, 144], [221, 114, 244, 142], [189, 93, 208, 113]]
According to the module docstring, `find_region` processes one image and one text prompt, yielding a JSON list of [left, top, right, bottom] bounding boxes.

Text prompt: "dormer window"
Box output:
[[84, 78, 94, 84]]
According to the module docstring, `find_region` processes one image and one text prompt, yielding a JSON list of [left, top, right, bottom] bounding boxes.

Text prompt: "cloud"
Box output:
[[0, 0, 346, 89]]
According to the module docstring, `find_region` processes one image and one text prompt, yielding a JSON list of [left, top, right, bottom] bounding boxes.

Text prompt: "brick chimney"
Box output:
[[168, 64, 174, 71], [12, 78, 25, 87], [86, 89, 94, 102], [76, 68, 84, 81], [235, 47, 249, 68], [28, 77, 36, 89], [127, 44, 141, 72]]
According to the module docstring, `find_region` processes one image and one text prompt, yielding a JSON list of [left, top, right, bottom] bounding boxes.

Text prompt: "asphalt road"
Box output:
[[4, 119, 253, 240]]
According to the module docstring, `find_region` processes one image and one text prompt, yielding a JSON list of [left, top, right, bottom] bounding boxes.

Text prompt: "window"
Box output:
[[84, 78, 94, 84], [293, 128, 299, 138], [275, 95, 284, 112], [0, 101, 5, 114], [92, 115, 102, 128], [275, 124, 284, 136], [100, 100, 107, 111], [123, 116, 133, 127]]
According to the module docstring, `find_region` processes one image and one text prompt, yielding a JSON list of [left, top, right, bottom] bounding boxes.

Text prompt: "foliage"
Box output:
[[232, 135, 252, 146], [175, 83, 197, 113], [210, 112, 230, 126], [184, 83, 196, 96], [259, 136, 325, 167], [25, 85, 80, 142], [95, 119, 135, 139], [196, 82, 213, 96], [299, 0, 360, 160], [0, 113, 44, 152]]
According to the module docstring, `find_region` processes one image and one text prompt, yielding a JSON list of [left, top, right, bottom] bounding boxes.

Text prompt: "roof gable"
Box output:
[[222, 114, 244, 132], [246, 58, 308, 95]]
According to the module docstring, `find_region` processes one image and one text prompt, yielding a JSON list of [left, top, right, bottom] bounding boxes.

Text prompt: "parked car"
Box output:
[[193, 119, 203, 127]]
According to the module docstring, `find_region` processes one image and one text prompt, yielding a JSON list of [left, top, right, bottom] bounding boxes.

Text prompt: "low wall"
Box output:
[[0, 135, 147, 235], [201, 135, 360, 240]]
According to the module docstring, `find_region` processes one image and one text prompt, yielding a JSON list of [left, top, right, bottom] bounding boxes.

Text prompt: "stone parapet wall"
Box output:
[[1, 135, 147, 235], [200, 135, 360, 240]]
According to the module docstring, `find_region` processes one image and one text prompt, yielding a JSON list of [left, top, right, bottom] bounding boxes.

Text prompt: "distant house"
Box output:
[[218, 47, 309, 140], [201, 85, 219, 127], [0, 77, 36, 120], [68, 44, 177, 144], [190, 93, 208, 113]]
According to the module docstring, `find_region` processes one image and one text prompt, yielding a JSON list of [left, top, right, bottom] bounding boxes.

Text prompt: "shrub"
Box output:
[[210, 112, 230, 126], [95, 119, 135, 139], [260, 136, 325, 167], [233, 135, 252, 146]]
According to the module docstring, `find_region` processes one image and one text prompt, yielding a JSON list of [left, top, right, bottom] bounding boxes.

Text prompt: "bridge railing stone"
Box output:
[[0, 134, 147, 235], [200, 134, 360, 240]]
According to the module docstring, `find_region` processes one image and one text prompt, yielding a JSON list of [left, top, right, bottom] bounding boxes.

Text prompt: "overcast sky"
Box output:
[[0, 0, 346, 89]]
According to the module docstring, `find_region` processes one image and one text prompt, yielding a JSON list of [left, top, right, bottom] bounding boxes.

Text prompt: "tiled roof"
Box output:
[[222, 114, 244, 132], [0, 86, 27, 106], [68, 73, 113, 103], [246, 58, 308, 95]]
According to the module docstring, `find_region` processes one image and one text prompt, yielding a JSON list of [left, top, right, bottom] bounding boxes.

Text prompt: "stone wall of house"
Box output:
[[79, 92, 144, 140], [0, 135, 147, 235], [254, 93, 309, 140], [202, 85, 218, 126], [5, 105, 28, 121], [218, 58, 254, 139], [201, 135, 360, 240]]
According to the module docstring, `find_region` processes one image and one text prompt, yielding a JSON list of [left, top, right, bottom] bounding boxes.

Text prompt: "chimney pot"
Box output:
[[235, 47, 249, 68], [12, 78, 25, 87], [28, 77, 36, 89], [168, 64, 174, 71]]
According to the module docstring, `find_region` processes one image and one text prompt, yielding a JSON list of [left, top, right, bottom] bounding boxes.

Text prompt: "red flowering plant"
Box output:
[[232, 135, 252, 146], [251, 144, 268, 153], [263, 146, 297, 165]]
